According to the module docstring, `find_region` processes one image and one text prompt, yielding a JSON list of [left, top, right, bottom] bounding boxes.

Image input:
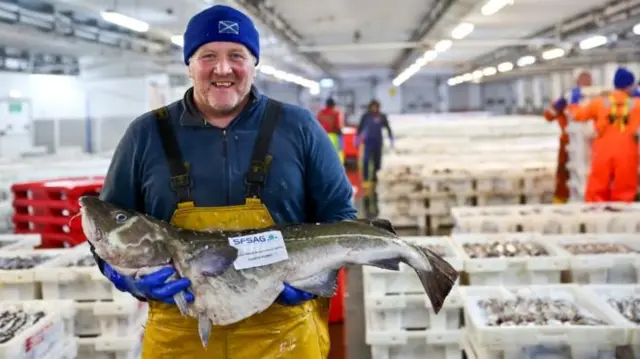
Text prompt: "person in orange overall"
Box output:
[[317, 97, 345, 164], [567, 67, 640, 202], [543, 97, 570, 203]]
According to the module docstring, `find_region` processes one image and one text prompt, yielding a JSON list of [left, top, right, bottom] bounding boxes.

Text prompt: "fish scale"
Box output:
[[79, 195, 460, 350]]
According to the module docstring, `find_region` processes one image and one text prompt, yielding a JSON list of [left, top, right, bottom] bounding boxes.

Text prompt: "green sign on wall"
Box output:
[[8, 102, 22, 114]]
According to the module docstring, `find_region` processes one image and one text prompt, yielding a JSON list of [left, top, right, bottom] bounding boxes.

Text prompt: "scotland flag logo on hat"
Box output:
[[218, 20, 239, 35]]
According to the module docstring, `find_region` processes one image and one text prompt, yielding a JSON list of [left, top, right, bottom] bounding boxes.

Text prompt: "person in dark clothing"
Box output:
[[355, 99, 394, 217]]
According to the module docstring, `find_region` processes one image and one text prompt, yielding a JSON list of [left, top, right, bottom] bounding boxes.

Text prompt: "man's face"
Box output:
[[188, 41, 256, 116]]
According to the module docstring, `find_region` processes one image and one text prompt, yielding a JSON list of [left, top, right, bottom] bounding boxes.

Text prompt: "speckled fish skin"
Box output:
[[79, 195, 459, 349], [0, 309, 45, 344]]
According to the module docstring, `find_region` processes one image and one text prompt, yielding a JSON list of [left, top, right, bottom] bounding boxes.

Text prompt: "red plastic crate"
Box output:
[[328, 268, 346, 323], [11, 176, 104, 248], [342, 127, 359, 160]]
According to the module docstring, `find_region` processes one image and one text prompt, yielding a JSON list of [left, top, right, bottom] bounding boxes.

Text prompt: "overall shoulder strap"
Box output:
[[152, 106, 193, 205], [245, 98, 283, 199]]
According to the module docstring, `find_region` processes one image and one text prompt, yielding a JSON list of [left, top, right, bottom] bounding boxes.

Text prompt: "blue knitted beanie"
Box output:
[[183, 5, 260, 65], [613, 67, 635, 89]]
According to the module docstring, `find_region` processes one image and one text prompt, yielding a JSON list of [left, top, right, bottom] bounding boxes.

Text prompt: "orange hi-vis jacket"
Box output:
[[568, 89, 640, 202]]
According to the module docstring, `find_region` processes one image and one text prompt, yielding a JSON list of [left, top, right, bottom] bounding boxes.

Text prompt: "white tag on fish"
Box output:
[[228, 230, 289, 270]]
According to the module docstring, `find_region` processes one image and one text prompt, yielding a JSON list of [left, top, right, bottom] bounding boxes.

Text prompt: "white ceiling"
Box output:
[[0, 0, 625, 79]]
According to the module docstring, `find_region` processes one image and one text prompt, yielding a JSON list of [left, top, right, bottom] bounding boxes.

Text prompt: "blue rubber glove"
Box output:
[[276, 283, 315, 306], [569, 87, 582, 104], [553, 97, 567, 111], [103, 263, 194, 304], [633, 88, 640, 97]]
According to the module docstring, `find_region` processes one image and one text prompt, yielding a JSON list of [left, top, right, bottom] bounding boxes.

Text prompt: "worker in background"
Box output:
[[88, 5, 357, 359], [543, 97, 570, 203], [355, 99, 394, 217], [543, 71, 593, 204], [566, 67, 640, 202], [317, 97, 345, 164]]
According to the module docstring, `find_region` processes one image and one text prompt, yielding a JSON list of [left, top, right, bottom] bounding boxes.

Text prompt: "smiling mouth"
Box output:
[[211, 81, 233, 88]]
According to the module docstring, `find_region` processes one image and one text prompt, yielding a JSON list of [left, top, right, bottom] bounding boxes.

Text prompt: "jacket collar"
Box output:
[[180, 85, 261, 127]]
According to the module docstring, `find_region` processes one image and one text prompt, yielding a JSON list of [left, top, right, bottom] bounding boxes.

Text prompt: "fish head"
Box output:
[[79, 195, 172, 269]]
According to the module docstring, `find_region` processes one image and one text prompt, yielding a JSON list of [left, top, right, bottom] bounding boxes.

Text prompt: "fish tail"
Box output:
[[404, 243, 459, 314]]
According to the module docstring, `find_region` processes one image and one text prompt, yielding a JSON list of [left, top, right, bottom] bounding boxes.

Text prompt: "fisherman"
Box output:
[[316, 97, 345, 165], [567, 67, 640, 202], [355, 99, 394, 217], [88, 4, 357, 359]]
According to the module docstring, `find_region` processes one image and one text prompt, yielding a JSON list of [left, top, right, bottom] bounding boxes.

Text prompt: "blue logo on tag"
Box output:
[[233, 233, 278, 245]]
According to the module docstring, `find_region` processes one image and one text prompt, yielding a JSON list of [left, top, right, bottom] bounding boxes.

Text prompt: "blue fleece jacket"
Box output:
[[98, 86, 357, 226]]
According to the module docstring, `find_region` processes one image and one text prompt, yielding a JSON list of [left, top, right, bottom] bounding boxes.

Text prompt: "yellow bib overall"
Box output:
[[140, 100, 331, 359]]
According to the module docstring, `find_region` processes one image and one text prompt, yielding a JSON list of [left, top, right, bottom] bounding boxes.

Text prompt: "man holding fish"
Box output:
[[88, 4, 358, 359]]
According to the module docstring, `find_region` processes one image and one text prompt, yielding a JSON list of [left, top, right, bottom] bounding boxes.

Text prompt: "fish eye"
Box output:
[[115, 212, 128, 224]]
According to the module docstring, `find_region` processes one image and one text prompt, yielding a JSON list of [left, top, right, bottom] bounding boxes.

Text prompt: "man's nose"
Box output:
[[213, 59, 232, 75]]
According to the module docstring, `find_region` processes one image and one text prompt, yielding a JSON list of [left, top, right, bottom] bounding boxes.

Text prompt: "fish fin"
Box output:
[[190, 246, 239, 277], [198, 313, 212, 349], [370, 258, 401, 271], [173, 292, 189, 316], [408, 244, 459, 314], [289, 268, 341, 297], [354, 218, 397, 235]]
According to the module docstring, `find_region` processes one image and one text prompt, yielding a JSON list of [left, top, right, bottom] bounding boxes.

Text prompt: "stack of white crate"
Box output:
[[451, 202, 640, 234], [362, 236, 465, 359], [375, 114, 561, 234], [32, 242, 146, 359]]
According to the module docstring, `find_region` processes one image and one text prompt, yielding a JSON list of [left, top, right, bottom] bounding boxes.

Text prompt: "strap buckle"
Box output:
[[170, 174, 191, 188]]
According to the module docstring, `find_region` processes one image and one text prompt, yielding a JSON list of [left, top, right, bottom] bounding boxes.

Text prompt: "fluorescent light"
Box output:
[[422, 50, 438, 62], [481, 0, 513, 16], [451, 23, 474, 40], [579, 35, 607, 50], [309, 86, 320, 95], [541, 48, 565, 60], [100, 11, 149, 32], [482, 67, 497, 76], [462, 73, 473, 82], [517, 55, 536, 67], [447, 78, 458, 86], [171, 35, 184, 47], [472, 70, 483, 79], [258, 64, 319, 90], [434, 39, 452, 53], [634, 23, 640, 35], [319, 78, 334, 88], [497, 62, 514, 72]]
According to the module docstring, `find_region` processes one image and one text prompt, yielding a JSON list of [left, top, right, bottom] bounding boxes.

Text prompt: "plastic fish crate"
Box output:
[[545, 233, 640, 284], [34, 243, 124, 301], [451, 232, 570, 285], [93, 298, 148, 337], [74, 301, 102, 337], [0, 248, 68, 300], [42, 337, 77, 359], [581, 284, 640, 351], [577, 202, 640, 233], [0, 299, 75, 359], [362, 236, 464, 296], [0, 234, 41, 251], [460, 284, 628, 359], [368, 329, 464, 359], [77, 326, 144, 359]]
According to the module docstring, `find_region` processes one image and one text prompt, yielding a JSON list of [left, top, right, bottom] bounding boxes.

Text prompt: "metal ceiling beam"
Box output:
[[298, 38, 565, 52], [389, 0, 457, 76], [467, 0, 640, 68], [229, 0, 337, 78]]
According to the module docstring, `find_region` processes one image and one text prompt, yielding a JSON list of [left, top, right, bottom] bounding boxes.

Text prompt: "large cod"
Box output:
[[79, 195, 459, 348]]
